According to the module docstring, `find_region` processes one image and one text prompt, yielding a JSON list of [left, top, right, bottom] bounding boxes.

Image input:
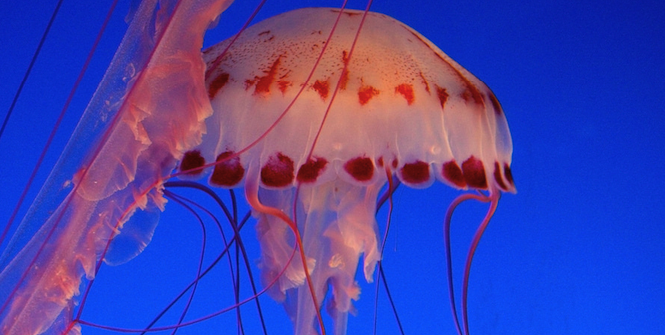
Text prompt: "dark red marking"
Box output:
[[344, 157, 374, 181], [488, 91, 502, 115], [460, 82, 484, 106], [180, 150, 205, 175], [358, 86, 379, 105], [404, 27, 488, 110], [395, 83, 415, 105], [330, 9, 362, 17], [208, 72, 229, 98], [461, 156, 487, 189], [435, 85, 449, 109], [377, 157, 384, 167], [258, 30, 271, 36], [400, 161, 430, 184], [210, 151, 245, 187], [442, 160, 466, 188], [493, 161, 508, 190], [504, 163, 514, 186], [339, 69, 349, 90], [254, 57, 281, 94], [419, 72, 430, 93], [278, 80, 290, 94], [261, 153, 294, 187], [312, 80, 329, 100], [296, 157, 328, 183], [342, 50, 350, 64]]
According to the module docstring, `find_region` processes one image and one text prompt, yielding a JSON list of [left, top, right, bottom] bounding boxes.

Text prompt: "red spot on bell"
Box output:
[[312, 80, 329, 100], [400, 161, 430, 184], [261, 153, 294, 187], [460, 82, 484, 106], [297, 157, 328, 183], [254, 57, 281, 94], [358, 86, 379, 105], [435, 85, 449, 109], [210, 151, 245, 187], [208, 72, 229, 98], [395, 83, 415, 105], [344, 157, 374, 181], [442, 160, 465, 188], [461, 156, 487, 189], [180, 151, 205, 175], [278, 80, 291, 94]]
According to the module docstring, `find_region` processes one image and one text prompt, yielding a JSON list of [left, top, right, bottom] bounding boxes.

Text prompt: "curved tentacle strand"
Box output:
[[443, 190, 500, 335]]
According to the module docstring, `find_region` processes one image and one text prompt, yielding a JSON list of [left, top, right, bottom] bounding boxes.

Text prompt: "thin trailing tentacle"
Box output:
[[76, 185, 266, 333], [162, 182, 268, 335], [162, 192, 207, 335], [444, 190, 499, 335], [373, 169, 403, 335], [133, 190, 224, 334], [461, 191, 500, 335], [378, 265, 405, 334]]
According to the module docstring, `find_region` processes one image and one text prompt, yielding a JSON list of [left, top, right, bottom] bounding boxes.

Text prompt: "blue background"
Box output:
[[1, 0, 664, 334]]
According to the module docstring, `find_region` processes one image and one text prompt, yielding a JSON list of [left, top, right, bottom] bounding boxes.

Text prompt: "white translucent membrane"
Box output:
[[0, 1, 232, 334]]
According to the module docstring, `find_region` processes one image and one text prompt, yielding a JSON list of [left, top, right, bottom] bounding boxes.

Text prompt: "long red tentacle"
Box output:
[[444, 190, 500, 335]]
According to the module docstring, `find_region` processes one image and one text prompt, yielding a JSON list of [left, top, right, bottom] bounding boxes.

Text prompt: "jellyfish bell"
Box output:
[[180, 7, 514, 334], [197, 7, 513, 194]]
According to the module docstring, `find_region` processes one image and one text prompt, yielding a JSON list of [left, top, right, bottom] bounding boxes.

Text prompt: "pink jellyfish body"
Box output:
[[0, 1, 233, 333], [182, 7, 515, 334], [0, 3, 513, 335]]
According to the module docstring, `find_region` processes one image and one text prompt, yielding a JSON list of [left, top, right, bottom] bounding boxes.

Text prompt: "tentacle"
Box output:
[[461, 190, 500, 335], [444, 189, 500, 335], [372, 167, 405, 335]]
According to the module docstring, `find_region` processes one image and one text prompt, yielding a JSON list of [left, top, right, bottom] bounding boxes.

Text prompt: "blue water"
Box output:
[[1, 0, 663, 334]]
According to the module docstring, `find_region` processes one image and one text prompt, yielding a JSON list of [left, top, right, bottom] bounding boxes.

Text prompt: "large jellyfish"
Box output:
[[183, 7, 515, 335], [0, 2, 513, 335]]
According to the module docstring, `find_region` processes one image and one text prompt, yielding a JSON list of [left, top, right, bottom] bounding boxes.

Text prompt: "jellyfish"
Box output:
[[0, 0, 233, 333], [0, 2, 514, 335], [185, 6, 514, 335]]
